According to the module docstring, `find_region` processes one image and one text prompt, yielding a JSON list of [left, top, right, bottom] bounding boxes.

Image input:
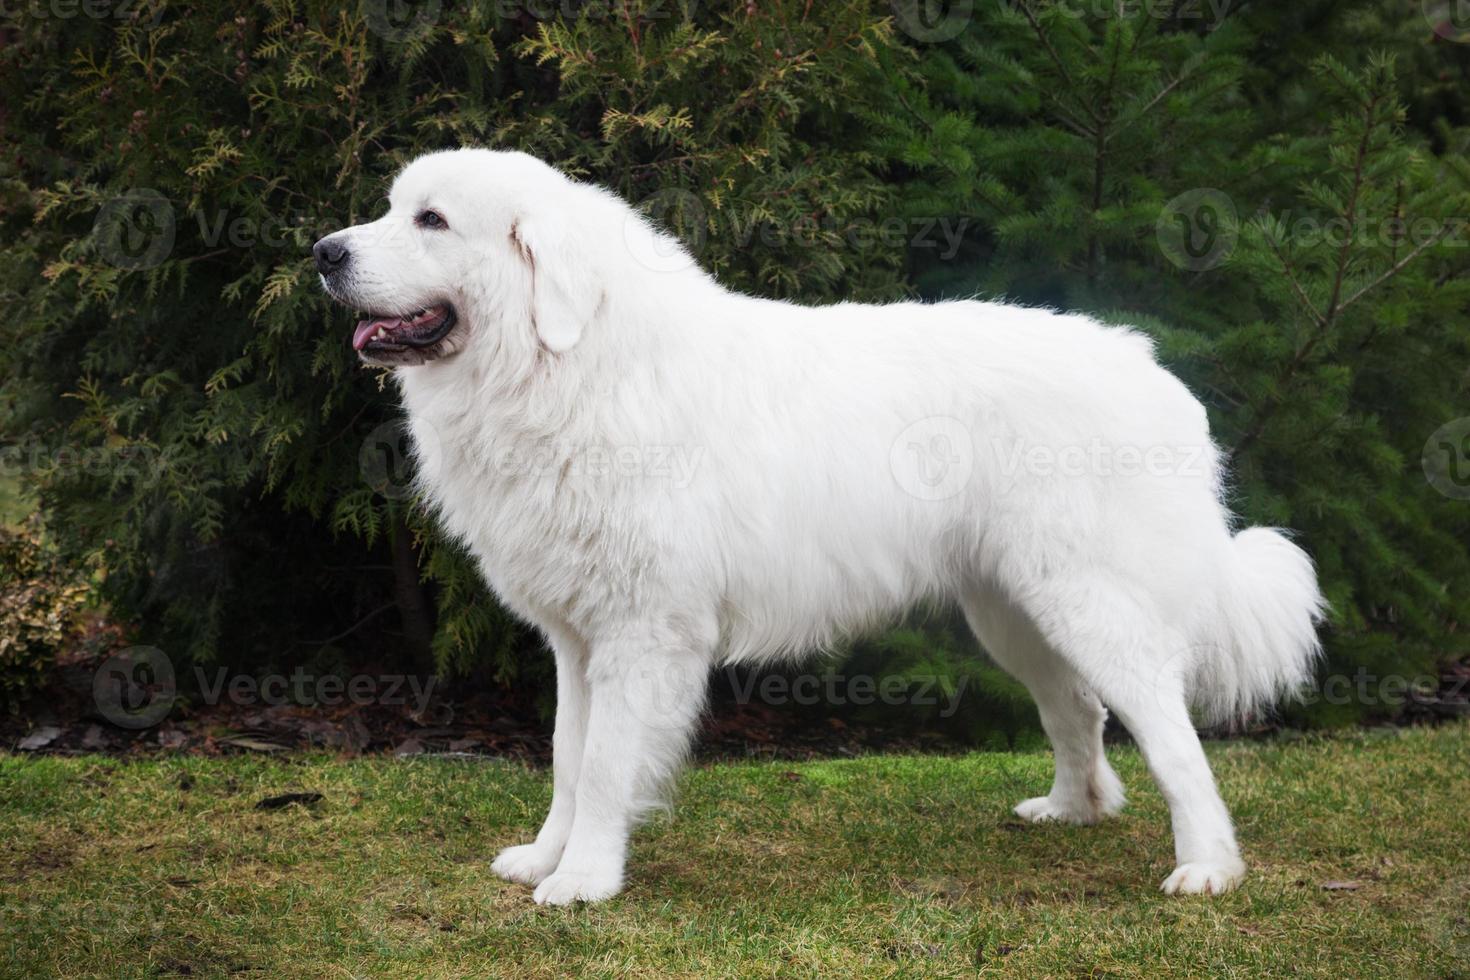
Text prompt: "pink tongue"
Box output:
[[352, 317, 402, 351]]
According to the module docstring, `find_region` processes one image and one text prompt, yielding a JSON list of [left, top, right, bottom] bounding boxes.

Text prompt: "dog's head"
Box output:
[[313, 149, 612, 368]]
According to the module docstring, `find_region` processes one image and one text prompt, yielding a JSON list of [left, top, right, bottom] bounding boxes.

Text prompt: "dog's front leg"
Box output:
[[532, 630, 710, 905], [492, 625, 588, 886]]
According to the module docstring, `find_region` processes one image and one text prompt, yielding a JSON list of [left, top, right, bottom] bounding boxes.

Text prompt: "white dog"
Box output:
[[315, 148, 1325, 905]]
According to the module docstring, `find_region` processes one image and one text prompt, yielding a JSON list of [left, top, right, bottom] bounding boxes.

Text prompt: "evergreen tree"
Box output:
[[877, 1, 1470, 721]]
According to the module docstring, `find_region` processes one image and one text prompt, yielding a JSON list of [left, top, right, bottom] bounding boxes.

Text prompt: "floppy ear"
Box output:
[[511, 215, 602, 353]]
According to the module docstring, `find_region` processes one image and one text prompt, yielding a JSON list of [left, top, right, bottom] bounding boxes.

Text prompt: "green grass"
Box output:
[[1, 725, 1467, 978]]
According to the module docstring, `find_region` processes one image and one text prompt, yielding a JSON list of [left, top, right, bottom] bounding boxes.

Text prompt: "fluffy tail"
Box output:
[[1193, 527, 1328, 726]]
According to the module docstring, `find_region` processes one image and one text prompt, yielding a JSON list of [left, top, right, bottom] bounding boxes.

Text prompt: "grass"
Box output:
[[1, 725, 1467, 978]]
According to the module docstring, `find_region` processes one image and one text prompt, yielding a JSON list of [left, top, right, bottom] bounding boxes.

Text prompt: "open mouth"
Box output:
[[352, 304, 458, 359]]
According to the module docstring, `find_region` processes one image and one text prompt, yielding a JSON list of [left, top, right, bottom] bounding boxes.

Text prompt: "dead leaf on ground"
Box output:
[[17, 726, 62, 751], [219, 735, 286, 753], [1321, 880, 1363, 891]]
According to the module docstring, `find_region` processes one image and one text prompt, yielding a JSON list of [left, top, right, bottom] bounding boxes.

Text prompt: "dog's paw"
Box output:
[[1160, 859, 1247, 896], [1090, 764, 1128, 818], [1013, 795, 1103, 825], [532, 870, 623, 906], [491, 844, 561, 886]]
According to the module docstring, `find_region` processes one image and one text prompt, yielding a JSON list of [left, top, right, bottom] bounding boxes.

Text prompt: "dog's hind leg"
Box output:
[[532, 616, 713, 906], [492, 620, 590, 886], [1018, 575, 1247, 895], [961, 587, 1125, 824]]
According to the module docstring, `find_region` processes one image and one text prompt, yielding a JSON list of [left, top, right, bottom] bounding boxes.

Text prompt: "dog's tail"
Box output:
[[1193, 527, 1327, 726]]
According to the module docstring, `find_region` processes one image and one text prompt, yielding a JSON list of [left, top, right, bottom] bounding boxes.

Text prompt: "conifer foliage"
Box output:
[[0, 1, 904, 680], [1, 1, 1466, 725], [877, 1, 1470, 721]]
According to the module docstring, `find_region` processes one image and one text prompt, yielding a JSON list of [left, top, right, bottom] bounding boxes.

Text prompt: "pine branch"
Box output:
[[1087, 20, 1126, 284], [1229, 82, 1395, 464], [889, 87, 1009, 215], [1335, 225, 1454, 319], [1263, 232, 1328, 329], [1230, 224, 1452, 464], [1016, 0, 1099, 137], [1323, 91, 1382, 323], [1018, 1, 1080, 95]]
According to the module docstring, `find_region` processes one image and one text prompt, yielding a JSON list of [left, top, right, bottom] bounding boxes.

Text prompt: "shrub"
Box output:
[[0, 1, 904, 681], [0, 520, 89, 710]]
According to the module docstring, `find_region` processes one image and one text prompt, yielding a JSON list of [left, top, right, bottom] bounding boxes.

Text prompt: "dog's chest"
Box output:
[[406, 407, 657, 621]]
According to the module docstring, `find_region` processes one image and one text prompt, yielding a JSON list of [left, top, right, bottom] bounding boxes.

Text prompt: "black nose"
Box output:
[[313, 237, 350, 275]]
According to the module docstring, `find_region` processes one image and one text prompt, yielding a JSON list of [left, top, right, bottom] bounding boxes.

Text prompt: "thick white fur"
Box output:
[[318, 149, 1326, 904]]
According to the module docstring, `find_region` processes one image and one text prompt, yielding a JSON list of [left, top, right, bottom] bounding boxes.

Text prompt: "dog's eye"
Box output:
[[416, 209, 447, 230]]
